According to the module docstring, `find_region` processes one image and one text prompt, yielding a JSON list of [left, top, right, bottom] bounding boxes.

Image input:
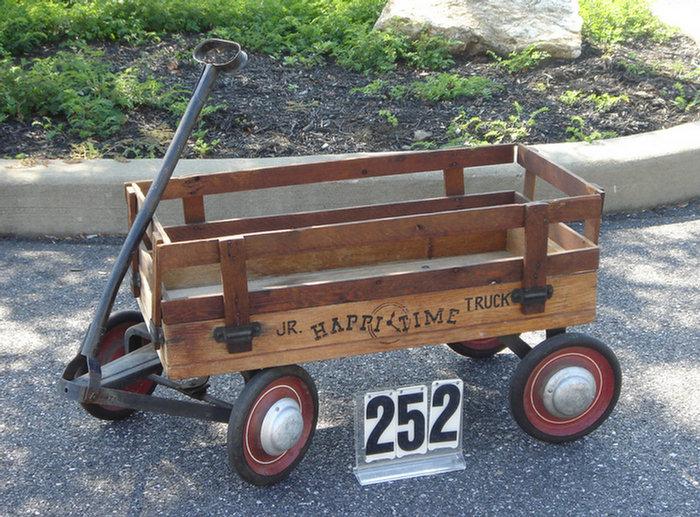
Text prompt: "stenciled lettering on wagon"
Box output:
[[464, 292, 512, 312], [306, 302, 460, 344]]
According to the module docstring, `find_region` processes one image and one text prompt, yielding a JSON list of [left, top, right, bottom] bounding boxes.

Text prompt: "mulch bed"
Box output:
[[1, 33, 698, 160]]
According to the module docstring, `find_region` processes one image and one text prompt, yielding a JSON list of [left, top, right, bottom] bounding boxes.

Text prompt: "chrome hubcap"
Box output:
[[542, 366, 597, 418], [260, 397, 303, 456]]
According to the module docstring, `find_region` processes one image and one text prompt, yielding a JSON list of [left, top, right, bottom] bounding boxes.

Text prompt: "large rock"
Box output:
[[374, 0, 583, 59]]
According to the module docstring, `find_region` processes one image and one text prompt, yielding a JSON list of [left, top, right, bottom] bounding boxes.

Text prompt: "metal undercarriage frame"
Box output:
[[59, 320, 566, 423]]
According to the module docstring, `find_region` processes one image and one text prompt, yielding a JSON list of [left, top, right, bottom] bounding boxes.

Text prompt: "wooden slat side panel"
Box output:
[[165, 191, 516, 242], [161, 272, 596, 378], [158, 203, 525, 269], [161, 257, 524, 325], [516, 145, 599, 197], [160, 246, 599, 327], [137, 145, 515, 199], [244, 204, 524, 259], [163, 231, 506, 286]]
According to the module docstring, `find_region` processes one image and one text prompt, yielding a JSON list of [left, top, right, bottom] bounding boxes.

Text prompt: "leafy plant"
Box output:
[[559, 90, 583, 106], [671, 83, 699, 111], [586, 92, 629, 111], [488, 45, 550, 73], [351, 79, 387, 97], [0, 0, 458, 75], [579, 0, 674, 46], [617, 52, 656, 76], [412, 73, 500, 102], [191, 127, 220, 157], [559, 90, 629, 111], [0, 49, 169, 138], [447, 102, 548, 146], [565, 116, 618, 142], [378, 108, 398, 127], [402, 33, 455, 70], [69, 140, 102, 160]]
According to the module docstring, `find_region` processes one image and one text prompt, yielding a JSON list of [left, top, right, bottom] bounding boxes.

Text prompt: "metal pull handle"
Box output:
[[193, 39, 248, 72], [78, 39, 247, 388]]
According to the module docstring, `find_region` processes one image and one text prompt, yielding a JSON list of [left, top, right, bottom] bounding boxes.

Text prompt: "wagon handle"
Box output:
[[77, 39, 247, 389]]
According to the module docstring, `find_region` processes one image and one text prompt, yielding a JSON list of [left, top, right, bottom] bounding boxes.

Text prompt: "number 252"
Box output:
[[364, 381, 462, 461]]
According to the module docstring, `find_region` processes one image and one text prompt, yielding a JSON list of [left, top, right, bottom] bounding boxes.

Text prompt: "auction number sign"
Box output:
[[355, 379, 464, 478]]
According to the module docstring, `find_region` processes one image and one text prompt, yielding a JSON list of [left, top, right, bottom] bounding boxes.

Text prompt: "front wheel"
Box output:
[[509, 333, 621, 443], [227, 365, 318, 486], [73, 310, 158, 421]]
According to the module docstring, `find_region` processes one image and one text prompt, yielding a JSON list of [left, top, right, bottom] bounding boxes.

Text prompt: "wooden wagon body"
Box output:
[[125, 144, 603, 380]]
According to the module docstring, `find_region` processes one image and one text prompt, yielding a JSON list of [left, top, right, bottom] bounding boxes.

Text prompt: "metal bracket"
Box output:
[[213, 322, 261, 353], [511, 285, 553, 306]]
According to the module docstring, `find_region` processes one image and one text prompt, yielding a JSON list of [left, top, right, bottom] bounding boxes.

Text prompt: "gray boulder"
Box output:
[[374, 0, 583, 59]]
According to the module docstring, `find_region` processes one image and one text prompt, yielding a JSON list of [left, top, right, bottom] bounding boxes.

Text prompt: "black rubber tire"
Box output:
[[509, 333, 621, 443], [228, 365, 318, 486], [447, 336, 508, 359], [74, 310, 157, 421]]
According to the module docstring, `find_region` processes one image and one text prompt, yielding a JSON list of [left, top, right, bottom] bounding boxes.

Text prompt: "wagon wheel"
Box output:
[[227, 365, 318, 486], [509, 333, 621, 443], [447, 336, 511, 359], [73, 310, 160, 421]]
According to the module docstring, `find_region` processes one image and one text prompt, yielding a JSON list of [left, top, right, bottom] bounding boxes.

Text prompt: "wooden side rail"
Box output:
[[160, 246, 598, 326], [136, 145, 515, 200], [158, 203, 526, 270], [165, 191, 516, 242]]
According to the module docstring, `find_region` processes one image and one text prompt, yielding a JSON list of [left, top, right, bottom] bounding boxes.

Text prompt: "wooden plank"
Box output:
[[516, 145, 600, 197], [442, 167, 465, 196], [125, 186, 140, 297], [523, 170, 537, 200], [137, 145, 515, 200], [549, 222, 596, 250], [165, 191, 515, 242], [163, 231, 505, 285], [158, 203, 525, 270], [151, 231, 164, 325], [547, 248, 599, 276], [137, 269, 153, 325], [547, 194, 602, 223], [161, 272, 596, 378], [583, 185, 605, 244], [522, 202, 550, 314], [218, 236, 250, 326], [161, 254, 523, 325], [182, 196, 206, 224], [160, 245, 599, 326], [165, 309, 595, 378]]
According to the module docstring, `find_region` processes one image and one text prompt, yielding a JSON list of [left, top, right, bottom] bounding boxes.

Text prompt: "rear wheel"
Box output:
[[73, 310, 158, 421], [509, 333, 621, 443], [227, 365, 318, 486], [447, 337, 508, 359]]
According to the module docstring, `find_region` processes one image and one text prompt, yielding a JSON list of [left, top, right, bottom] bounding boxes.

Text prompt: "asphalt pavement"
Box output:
[[0, 202, 698, 516]]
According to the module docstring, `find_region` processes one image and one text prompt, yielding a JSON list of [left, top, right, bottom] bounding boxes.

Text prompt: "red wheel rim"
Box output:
[[243, 375, 315, 476], [96, 322, 155, 411], [523, 346, 616, 437]]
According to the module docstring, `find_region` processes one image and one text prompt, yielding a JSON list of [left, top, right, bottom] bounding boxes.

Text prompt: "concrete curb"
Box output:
[[1, 122, 699, 236]]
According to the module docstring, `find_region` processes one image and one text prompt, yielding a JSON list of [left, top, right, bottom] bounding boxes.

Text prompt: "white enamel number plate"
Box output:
[[354, 379, 466, 485]]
